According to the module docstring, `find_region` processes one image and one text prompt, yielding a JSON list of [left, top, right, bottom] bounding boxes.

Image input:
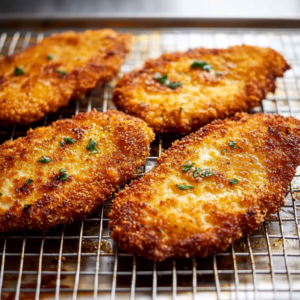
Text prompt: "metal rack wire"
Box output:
[[0, 28, 300, 300]]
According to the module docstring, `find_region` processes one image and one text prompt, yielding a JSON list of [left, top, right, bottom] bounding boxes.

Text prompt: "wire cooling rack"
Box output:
[[0, 28, 300, 300]]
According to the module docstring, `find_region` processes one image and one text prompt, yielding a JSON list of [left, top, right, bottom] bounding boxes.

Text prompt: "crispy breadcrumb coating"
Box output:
[[114, 46, 290, 134], [0, 29, 132, 126], [110, 113, 300, 261], [0, 110, 154, 232]]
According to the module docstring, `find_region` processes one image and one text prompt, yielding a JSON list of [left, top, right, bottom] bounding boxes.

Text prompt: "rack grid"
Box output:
[[0, 28, 300, 300]]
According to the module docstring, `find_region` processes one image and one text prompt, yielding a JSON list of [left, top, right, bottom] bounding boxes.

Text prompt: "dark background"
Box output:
[[0, 0, 300, 18]]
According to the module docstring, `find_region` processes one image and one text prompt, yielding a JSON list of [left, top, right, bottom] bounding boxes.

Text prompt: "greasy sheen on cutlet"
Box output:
[[0, 29, 132, 126], [110, 113, 300, 261], [0, 110, 154, 232], [114, 46, 290, 134]]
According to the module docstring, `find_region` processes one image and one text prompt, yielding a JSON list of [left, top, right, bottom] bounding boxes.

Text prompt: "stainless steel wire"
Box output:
[[35, 232, 45, 300], [130, 255, 137, 300], [72, 220, 84, 300], [0, 28, 299, 300], [93, 206, 104, 300], [55, 225, 65, 300], [263, 223, 277, 297], [15, 234, 27, 300]]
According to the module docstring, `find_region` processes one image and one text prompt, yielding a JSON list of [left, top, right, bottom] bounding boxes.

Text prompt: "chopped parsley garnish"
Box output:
[[176, 184, 195, 190], [14, 67, 25, 76], [181, 162, 195, 173], [179, 107, 182, 115], [229, 178, 239, 185], [228, 140, 240, 149], [86, 138, 98, 154], [64, 137, 77, 144], [191, 61, 213, 72], [0, 193, 2, 196], [193, 167, 201, 178], [167, 82, 182, 89], [90, 149, 98, 154], [154, 72, 182, 89], [55, 69, 67, 75], [37, 156, 52, 163], [193, 167, 215, 178], [86, 138, 97, 150], [24, 178, 33, 187], [221, 149, 226, 153], [23, 204, 32, 213], [46, 55, 53, 60], [154, 72, 168, 84], [60, 141, 64, 147], [200, 168, 215, 178], [57, 168, 69, 181], [216, 71, 223, 76]]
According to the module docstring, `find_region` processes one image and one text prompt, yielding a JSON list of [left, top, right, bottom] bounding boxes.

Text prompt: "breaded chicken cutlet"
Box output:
[[0, 29, 132, 126], [114, 45, 290, 134], [0, 110, 154, 232], [110, 113, 300, 261]]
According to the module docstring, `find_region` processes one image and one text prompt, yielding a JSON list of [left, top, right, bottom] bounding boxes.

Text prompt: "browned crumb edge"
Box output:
[[113, 46, 290, 134], [0, 110, 154, 232], [109, 113, 300, 261]]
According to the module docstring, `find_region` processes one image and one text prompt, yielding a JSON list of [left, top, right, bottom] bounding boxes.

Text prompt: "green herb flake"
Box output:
[[228, 140, 240, 149], [24, 178, 33, 187], [216, 71, 223, 76], [57, 168, 69, 181], [176, 184, 195, 190], [203, 65, 213, 71], [59, 174, 69, 181], [154, 72, 168, 84], [154, 72, 182, 89], [191, 61, 213, 72], [167, 82, 182, 89], [221, 149, 226, 153], [179, 107, 182, 115], [14, 67, 25, 76], [64, 137, 77, 144], [86, 138, 98, 153], [0, 193, 3, 196], [55, 69, 67, 75], [60, 141, 64, 147], [23, 204, 32, 213], [181, 162, 195, 173], [46, 55, 53, 60], [200, 168, 215, 178], [89, 149, 99, 155], [37, 156, 52, 163], [193, 167, 202, 178], [229, 178, 239, 185]]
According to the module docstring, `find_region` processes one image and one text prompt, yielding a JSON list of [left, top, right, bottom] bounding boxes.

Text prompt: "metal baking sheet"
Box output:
[[0, 28, 300, 300]]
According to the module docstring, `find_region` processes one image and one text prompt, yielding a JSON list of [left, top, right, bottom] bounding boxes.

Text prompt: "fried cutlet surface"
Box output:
[[110, 113, 300, 261], [0, 29, 132, 126], [114, 46, 290, 134], [0, 110, 154, 232]]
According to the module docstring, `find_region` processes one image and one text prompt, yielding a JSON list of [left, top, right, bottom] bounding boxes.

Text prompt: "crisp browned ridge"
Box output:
[[0, 110, 154, 232], [0, 29, 132, 126], [110, 113, 300, 261], [114, 45, 290, 134]]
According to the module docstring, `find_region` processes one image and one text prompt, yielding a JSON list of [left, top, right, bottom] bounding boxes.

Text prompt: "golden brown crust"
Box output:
[[0, 110, 154, 232], [113, 46, 290, 134], [0, 29, 132, 126], [110, 113, 300, 261]]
